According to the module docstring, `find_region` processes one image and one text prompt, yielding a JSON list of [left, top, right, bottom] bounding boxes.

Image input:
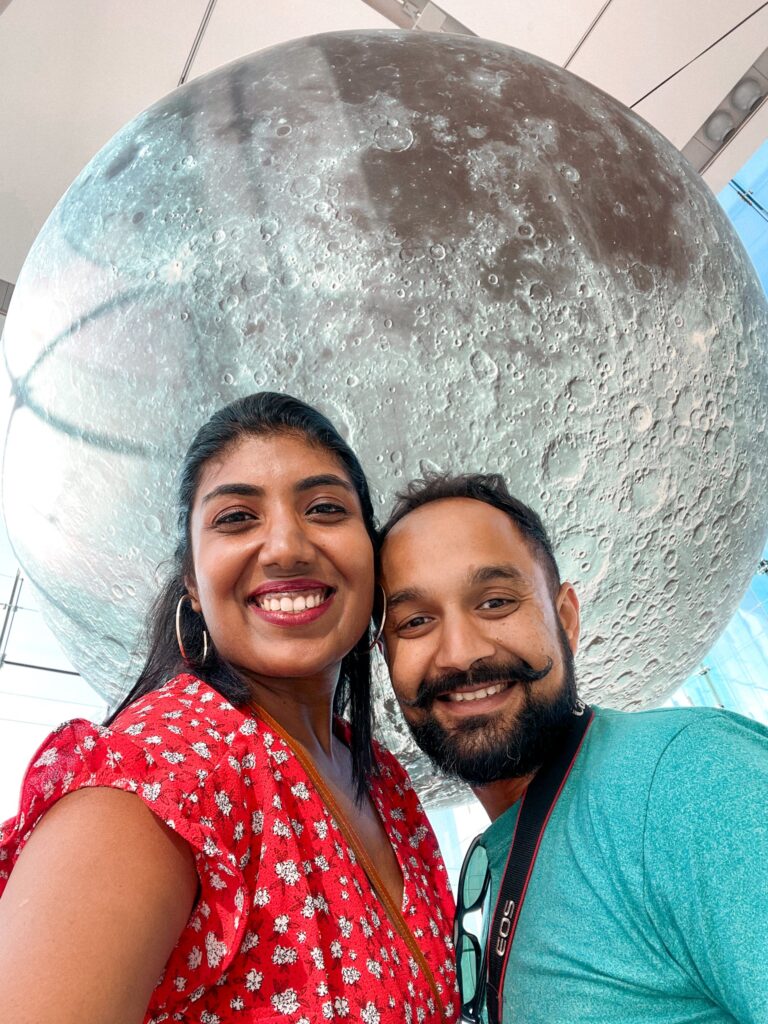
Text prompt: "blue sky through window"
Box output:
[[720, 139, 768, 295], [665, 148, 768, 722]]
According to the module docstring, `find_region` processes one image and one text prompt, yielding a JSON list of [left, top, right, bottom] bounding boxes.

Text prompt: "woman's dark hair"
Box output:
[[106, 392, 379, 799]]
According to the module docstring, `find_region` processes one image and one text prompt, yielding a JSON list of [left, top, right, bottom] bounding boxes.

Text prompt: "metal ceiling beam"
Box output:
[[361, 0, 475, 35], [0, 279, 14, 317]]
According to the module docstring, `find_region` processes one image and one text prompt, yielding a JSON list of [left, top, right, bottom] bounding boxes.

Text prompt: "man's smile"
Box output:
[[432, 679, 524, 720], [401, 657, 554, 715], [438, 680, 512, 703]]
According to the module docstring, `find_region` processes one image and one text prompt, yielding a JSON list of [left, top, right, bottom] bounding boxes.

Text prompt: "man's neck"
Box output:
[[471, 772, 536, 822]]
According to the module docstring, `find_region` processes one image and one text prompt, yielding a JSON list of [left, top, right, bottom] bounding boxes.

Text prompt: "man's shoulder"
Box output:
[[592, 702, 768, 744], [592, 702, 724, 740], [587, 703, 768, 788]]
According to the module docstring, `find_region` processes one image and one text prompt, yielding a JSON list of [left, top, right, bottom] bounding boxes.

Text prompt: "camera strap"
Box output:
[[485, 701, 594, 1024]]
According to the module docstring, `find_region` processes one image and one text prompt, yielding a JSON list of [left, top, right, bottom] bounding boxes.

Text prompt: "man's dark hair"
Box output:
[[380, 472, 561, 597]]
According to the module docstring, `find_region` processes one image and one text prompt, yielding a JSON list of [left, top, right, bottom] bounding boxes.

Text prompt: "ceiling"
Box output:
[[0, 0, 766, 286]]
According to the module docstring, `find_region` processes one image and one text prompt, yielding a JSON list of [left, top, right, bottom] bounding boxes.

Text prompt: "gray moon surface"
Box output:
[[3, 30, 768, 803]]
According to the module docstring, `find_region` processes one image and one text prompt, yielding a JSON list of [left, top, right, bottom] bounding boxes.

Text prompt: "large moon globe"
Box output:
[[3, 31, 767, 799]]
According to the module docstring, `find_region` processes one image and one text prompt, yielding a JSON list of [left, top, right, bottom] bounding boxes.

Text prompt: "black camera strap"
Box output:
[[485, 702, 594, 1024]]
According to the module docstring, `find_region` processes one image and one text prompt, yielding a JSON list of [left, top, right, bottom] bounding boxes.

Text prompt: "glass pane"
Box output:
[[0, 664, 107, 821], [3, 605, 76, 672]]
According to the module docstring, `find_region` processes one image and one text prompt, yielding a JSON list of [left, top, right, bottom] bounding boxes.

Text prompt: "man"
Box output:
[[379, 472, 768, 1024]]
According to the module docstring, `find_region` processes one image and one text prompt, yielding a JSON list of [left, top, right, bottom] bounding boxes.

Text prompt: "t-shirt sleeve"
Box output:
[[643, 711, 768, 1024], [0, 714, 253, 1015]]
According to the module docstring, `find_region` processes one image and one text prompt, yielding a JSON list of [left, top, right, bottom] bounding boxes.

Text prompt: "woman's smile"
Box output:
[[247, 578, 336, 625]]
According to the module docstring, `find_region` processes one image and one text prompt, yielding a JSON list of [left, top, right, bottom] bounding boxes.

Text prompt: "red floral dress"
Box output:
[[0, 674, 458, 1023]]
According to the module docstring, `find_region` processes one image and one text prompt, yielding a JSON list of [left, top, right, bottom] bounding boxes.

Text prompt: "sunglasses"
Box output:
[[454, 834, 491, 1023]]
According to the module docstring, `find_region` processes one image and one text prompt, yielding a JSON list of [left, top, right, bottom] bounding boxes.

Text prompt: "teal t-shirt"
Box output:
[[478, 705, 768, 1024]]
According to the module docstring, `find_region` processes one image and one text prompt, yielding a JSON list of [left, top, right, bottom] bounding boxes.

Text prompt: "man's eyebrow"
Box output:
[[470, 563, 528, 586], [386, 565, 526, 610], [295, 474, 354, 494], [201, 483, 263, 505], [386, 587, 427, 610]]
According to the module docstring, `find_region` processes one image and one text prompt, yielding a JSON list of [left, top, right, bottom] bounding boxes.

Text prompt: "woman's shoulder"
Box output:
[[0, 676, 257, 1012], [370, 733, 416, 789], [0, 675, 263, 868], [111, 672, 254, 764], [333, 717, 416, 793]]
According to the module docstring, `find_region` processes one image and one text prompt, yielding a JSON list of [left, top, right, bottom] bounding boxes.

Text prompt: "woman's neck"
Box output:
[[242, 669, 341, 759]]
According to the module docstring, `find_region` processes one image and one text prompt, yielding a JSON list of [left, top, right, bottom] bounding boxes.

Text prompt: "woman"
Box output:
[[0, 393, 457, 1024]]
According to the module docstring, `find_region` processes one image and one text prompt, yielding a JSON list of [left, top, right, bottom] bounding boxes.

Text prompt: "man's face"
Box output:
[[380, 497, 581, 786]]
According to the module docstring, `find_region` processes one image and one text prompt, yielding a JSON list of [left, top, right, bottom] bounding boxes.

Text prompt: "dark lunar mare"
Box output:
[[106, 392, 380, 800]]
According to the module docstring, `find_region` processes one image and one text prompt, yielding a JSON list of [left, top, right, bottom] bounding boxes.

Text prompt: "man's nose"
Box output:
[[258, 514, 314, 569], [433, 613, 496, 673]]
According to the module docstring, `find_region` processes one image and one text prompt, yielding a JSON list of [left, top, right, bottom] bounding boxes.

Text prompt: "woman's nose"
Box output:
[[258, 515, 314, 569]]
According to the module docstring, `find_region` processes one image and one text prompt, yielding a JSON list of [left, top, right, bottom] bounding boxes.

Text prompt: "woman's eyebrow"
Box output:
[[201, 475, 354, 505], [295, 474, 354, 493], [201, 483, 263, 505]]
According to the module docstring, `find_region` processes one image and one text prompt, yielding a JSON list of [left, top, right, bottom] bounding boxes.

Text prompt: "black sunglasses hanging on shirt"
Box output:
[[454, 701, 595, 1024]]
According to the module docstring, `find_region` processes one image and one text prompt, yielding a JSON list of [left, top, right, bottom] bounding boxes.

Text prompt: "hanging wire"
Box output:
[[179, 0, 218, 86], [630, 2, 768, 108], [563, 0, 616, 69]]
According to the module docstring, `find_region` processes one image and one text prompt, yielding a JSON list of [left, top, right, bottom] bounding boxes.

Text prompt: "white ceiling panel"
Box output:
[[0, 0, 209, 281], [432, 0, 610, 66], [190, 0, 390, 80], [568, 0, 765, 106], [633, 8, 768, 147]]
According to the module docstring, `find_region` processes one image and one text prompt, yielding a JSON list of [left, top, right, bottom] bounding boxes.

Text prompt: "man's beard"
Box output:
[[402, 623, 578, 786]]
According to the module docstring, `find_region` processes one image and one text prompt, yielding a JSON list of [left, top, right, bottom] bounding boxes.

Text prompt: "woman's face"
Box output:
[[186, 431, 374, 692]]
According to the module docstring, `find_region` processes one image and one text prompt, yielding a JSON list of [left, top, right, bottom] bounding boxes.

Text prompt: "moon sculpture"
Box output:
[[3, 31, 767, 803]]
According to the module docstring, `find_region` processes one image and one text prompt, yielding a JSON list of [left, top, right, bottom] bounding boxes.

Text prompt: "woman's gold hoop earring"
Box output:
[[175, 594, 209, 665], [366, 586, 387, 652]]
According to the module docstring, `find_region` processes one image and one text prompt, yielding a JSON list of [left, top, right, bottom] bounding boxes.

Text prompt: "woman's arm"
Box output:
[[0, 786, 198, 1024]]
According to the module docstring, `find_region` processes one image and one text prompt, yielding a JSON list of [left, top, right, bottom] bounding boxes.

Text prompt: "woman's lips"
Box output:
[[253, 588, 327, 613], [247, 583, 335, 627]]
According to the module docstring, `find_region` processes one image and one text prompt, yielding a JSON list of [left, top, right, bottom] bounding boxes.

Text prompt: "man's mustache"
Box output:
[[399, 656, 554, 711]]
